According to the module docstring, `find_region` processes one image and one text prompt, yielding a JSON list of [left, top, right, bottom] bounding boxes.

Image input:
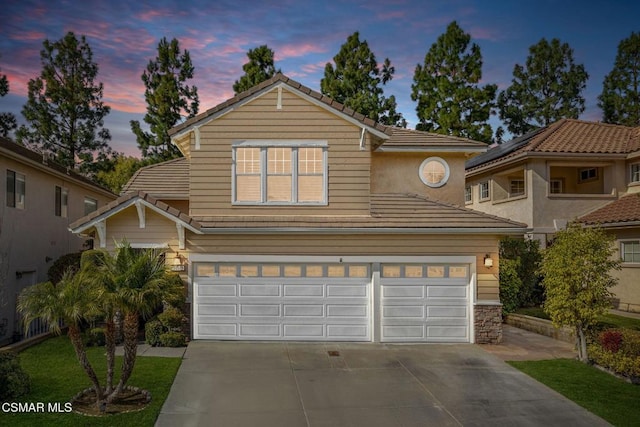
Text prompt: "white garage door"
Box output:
[[193, 263, 371, 341], [380, 263, 470, 343]]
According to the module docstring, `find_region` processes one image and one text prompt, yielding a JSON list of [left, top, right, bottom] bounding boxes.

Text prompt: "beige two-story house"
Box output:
[[465, 119, 640, 312], [0, 137, 115, 345], [70, 74, 526, 344]]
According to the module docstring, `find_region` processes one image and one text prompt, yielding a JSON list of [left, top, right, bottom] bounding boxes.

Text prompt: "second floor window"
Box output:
[[479, 181, 490, 201], [55, 186, 69, 217], [6, 170, 25, 209], [464, 186, 472, 203], [510, 179, 525, 197], [233, 142, 327, 205], [84, 197, 98, 215], [622, 240, 640, 263], [631, 164, 640, 183]]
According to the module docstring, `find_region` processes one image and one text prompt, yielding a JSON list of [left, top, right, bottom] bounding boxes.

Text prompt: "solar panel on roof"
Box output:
[[465, 127, 545, 169]]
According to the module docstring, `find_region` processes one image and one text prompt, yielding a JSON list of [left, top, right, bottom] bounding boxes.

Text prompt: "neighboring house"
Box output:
[[579, 193, 640, 312], [70, 73, 526, 344], [0, 137, 116, 345], [465, 119, 640, 312]]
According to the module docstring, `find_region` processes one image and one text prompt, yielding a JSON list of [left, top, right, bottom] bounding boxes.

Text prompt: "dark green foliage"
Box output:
[[499, 237, 543, 307], [157, 306, 184, 331], [131, 37, 199, 161], [95, 155, 145, 194], [499, 258, 521, 315], [233, 45, 280, 94], [498, 38, 588, 136], [411, 21, 496, 142], [84, 327, 106, 347], [322, 32, 406, 127], [47, 252, 82, 285], [16, 32, 116, 177], [159, 331, 186, 347], [598, 31, 640, 126], [0, 352, 31, 400], [0, 55, 17, 138], [144, 319, 163, 347]]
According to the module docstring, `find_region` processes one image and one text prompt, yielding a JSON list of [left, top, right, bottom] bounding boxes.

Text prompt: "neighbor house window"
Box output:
[[233, 142, 327, 205], [631, 163, 640, 183], [479, 181, 490, 201], [464, 185, 472, 203], [419, 157, 450, 188], [550, 179, 564, 194], [84, 197, 98, 215], [578, 167, 598, 183], [6, 170, 25, 209], [510, 179, 525, 197], [55, 186, 68, 217], [622, 241, 640, 263]]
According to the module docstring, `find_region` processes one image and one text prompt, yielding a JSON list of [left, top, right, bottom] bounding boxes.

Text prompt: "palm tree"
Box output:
[[87, 243, 184, 402], [17, 269, 105, 403]]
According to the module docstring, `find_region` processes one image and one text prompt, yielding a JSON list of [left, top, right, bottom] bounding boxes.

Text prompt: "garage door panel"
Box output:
[[198, 304, 237, 316], [326, 305, 367, 317], [326, 285, 367, 297], [240, 284, 281, 297], [383, 286, 424, 298], [426, 286, 467, 298], [383, 306, 424, 318], [327, 325, 369, 338], [284, 324, 324, 337], [283, 304, 324, 317], [427, 326, 468, 339], [198, 323, 237, 336], [427, 306, 467, 318], [240, 324, 280, 337], [383, 325, 425, 339], [283, 285, 324, 297], [198, 284, 237, 296], [240, 304, 280, 317]]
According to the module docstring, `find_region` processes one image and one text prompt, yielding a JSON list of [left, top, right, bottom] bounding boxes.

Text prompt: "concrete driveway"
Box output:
[[156, 341, 608, 427]]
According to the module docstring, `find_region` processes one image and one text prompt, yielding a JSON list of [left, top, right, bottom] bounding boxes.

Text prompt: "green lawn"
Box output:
[[515, 307, 640, 331], [0, 335, 181, 426], [509, 359, 640, 427]]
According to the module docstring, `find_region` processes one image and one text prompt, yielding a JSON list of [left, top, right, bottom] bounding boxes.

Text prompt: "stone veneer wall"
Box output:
[[475, 304, 503, 344]]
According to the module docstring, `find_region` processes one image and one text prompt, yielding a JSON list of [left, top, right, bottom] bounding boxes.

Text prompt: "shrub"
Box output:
[[145, 319, 163, 347], [83, 327, 106, 347], [589, 329, 640, 380], [158, 306, 184, 331], [0, 352, 31, 400], [47, 252, 83, 285], [499, 258, 522, 315], [159, 331, 186, 347]]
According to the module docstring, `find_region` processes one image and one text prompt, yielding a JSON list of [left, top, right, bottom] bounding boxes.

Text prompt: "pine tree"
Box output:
[[16, 32, 114, 176], [0, 55, 17, 138], [498, 38, 588, 136], [130, 37, 199, 161], [411, 21, 496, 142], [321, 32, 406, 127], [598, 32, 640, 126], [233, 45, 280, 94]]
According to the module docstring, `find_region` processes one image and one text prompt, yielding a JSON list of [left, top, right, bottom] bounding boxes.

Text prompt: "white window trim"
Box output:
[[465, 185, 472, 204], [620, 239, 640, 264], [419, 157, 450, 188], [630, 163, 640, 184], [509, 178, 525, 198], [232, 140, 328, 206]]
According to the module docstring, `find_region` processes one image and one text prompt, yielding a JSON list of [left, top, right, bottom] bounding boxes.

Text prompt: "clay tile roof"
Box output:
[[168, 73, 393, 138], [466, 119, 640, 172], [121, 157, 189, 198], [579, 193, 640, 226]]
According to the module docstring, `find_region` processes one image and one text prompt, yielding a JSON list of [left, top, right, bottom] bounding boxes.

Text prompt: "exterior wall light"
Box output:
[[172, 252, 186, 272], [484, 254, 494, 268]]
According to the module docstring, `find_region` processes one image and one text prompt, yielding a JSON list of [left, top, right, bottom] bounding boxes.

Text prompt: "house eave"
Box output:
[[199, 226, 529, 235], [376, 146, 487, 153]]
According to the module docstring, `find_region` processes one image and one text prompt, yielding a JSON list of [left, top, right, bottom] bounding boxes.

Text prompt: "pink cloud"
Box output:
[[468, 26, 502, 42], [10, 30, 47, 41], [276, 43, 328, 61]]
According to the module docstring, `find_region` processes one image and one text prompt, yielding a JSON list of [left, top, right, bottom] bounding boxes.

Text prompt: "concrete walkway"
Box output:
[[480, 324, 577, 361], [155, 332, 606, 427]]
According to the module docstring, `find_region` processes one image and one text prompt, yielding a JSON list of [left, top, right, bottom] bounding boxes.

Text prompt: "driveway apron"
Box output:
[[156, 341, 609, 427]]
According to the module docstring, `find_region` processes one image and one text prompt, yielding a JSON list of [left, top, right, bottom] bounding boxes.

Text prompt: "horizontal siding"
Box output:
[[106, 208, 180, 251], [189, 87, 371, 217]]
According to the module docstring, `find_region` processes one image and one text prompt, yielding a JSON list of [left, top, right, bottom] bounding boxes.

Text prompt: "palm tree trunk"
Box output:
[[104, 319, 116, 395], [107, 311, 139, 402], [67, 325, 104, 405]]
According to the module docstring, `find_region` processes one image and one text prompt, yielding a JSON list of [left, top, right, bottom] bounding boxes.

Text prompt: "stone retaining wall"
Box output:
[[505, 313, 575, 344]]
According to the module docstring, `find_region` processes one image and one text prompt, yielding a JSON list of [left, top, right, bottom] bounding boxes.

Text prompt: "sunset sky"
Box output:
[[1, 0, 638, 156]]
